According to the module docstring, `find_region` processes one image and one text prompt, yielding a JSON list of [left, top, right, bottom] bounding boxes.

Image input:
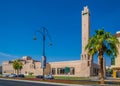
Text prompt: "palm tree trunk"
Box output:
[[19, 69, 21, 74], [15, 70, 16, 74], [99, 55, 104, 84], [17, 70, 19, 77]]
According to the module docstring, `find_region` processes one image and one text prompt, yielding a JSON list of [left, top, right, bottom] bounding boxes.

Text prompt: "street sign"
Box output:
[[65, 67, 70, 74], [41, 56, 46, 68]]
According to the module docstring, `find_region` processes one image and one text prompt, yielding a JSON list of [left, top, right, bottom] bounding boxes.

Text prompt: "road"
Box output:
[[0, 79, 67, 86], [0, 79, 97, 86], [0, 78, 119, 86]]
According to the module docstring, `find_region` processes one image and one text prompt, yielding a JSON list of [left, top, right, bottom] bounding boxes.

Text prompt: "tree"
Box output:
[[13, 60, 23, 76], [111, 57, 115, 65], [19, 62, 23, 74], [85, 29, 120, 84], [106, 68, 113, 75]]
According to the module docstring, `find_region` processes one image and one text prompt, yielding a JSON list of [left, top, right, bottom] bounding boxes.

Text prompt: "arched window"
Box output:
[[85, 54, 86, 59], [81, 55, 83, 59], [88, 61, 90, 66]]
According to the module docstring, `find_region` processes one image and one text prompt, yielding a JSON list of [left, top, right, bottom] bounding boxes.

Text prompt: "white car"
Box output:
[[45, 74, 54, 79], [2, 74, 9, 77], [9, 74, 17, 78]]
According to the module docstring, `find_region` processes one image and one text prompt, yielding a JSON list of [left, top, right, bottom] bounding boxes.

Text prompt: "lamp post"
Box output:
[[33, 26, 52, 80]]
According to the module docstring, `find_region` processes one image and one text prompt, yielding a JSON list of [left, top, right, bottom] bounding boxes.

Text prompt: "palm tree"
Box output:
[[85, 29, 120, 84], [19, 62, 23, 74], [13, 60, 23, 76]]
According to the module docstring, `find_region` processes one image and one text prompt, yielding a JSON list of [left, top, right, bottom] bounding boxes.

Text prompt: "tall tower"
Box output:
[[80, 6, 93, 77], [81, 6, 90, 55]]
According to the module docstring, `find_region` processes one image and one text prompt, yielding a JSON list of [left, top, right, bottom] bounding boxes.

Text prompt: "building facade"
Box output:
[[2, 56, 51, 75], [111, 31, 120, 78], [2, 6, 99, 77], [2, 56, 99, 77]]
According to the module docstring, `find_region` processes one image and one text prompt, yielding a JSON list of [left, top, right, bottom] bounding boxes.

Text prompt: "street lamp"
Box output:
[[33, 26, 52, 80]]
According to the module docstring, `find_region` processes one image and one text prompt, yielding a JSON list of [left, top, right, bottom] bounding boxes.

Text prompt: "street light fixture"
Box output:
[[33, 26, 52, 80]]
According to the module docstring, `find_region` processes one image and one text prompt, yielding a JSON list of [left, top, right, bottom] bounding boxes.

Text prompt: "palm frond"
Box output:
[[86, 29, 119, 58]]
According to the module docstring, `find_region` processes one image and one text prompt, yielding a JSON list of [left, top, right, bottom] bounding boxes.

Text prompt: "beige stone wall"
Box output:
[[44, 63, 51, 74], [79, 59, 91, 77], [2, 56, 52, 76], [2, 61, 14, 74], [111, 32, 120, 68], [20, 60, 43, 75], [49, 60, 99, 77], [2, 57, 44, 76], [2, 57, 99, 77], [112, 36, 120, 67], [49, 60, 81, 77]]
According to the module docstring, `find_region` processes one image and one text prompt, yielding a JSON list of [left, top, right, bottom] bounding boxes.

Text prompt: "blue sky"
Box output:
[[0, 0, 120, 66]]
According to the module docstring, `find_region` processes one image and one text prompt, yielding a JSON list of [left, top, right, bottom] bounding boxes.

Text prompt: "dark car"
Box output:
[[35, 75, 43, 79], [18, 74, 25, 78]]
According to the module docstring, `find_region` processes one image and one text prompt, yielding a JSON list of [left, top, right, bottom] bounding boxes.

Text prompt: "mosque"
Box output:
[[2, 6, 100, 77]]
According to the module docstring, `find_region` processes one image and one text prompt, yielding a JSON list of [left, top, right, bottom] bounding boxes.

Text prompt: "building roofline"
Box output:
[[33, 60, 40, 62], [49, 60, 81, 63], [115, 33, 120, 37]]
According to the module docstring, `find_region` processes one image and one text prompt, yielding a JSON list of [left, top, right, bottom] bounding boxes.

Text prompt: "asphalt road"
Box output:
[[1, 78, 119, 86], [0, 79, 66, 86]]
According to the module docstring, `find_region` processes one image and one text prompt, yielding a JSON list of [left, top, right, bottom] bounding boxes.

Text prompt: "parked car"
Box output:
[[45, 74, 54, 79], [18, 74, 25, 78], [2, 74, 9, 77], [106, 74, 112, 77], [9, 74, 17, 78], [35, 75, 43, 79]]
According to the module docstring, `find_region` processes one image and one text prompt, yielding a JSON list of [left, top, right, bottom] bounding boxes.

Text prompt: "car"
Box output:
[[35, 75, 43, 79], [45, 74, 54, 79], [2, 74, 9, 77], [9, 74, 17, 78], [18, 74, 25, 78], [106, 74, 112, 77]]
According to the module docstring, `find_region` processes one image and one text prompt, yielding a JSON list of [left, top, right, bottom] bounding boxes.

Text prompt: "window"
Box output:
[[85, 54, 86, 59], [4, 71, 6, 73], [57, 67, 75, 75], [30, 64, 35, 69], [88, 56, 90, 60], [70, 67, 75, 75], [88, 61, 90, 66], [52, 68, 56, 75], [57, 68, 60, 74], [93, 68, 99, 76], [57, 68, 65, 75], [25, 71, 27, 74], [60, 68, 65, 74]]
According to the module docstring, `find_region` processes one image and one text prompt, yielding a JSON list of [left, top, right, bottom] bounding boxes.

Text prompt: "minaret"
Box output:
[[81, 6, 90, 55], [80, 6, 93, 77]]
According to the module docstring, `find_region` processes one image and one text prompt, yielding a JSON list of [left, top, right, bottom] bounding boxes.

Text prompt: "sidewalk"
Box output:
[[90, 78, 120, 85]]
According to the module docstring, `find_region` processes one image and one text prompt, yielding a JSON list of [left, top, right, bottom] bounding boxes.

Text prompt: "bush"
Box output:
[[28, 72, 34, 76]]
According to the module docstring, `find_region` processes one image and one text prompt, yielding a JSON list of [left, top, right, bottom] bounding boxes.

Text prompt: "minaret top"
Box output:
[[116, 31, 120, 34], [82, 6, 90, 15], [116, 31, 120, 37]]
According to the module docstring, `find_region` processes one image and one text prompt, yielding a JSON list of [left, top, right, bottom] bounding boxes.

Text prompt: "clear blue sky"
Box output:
[[0, 0, 120, 66]]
